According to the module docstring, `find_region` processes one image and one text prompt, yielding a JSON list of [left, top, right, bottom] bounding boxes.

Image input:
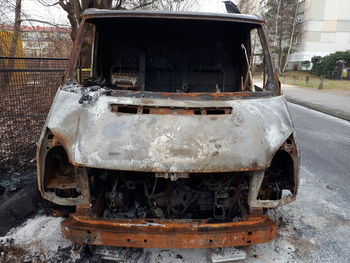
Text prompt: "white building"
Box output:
[[288, 0, 350, 70]]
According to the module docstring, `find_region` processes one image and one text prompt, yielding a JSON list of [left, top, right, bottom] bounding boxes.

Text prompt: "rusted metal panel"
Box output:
[[61, 215, 277, 248]]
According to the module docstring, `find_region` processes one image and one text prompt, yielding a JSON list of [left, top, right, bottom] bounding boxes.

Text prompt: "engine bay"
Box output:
[[89, 170, 250, 222]]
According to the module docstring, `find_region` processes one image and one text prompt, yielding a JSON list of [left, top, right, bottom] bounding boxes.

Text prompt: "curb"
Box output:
[[285, 96, 350, 122]]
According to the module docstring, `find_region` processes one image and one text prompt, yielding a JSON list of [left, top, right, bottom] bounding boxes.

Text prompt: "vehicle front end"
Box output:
[[37, 10, 299, 249]]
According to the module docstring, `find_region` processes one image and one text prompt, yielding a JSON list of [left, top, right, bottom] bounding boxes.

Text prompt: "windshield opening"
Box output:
[[73, 17, 274, 94]]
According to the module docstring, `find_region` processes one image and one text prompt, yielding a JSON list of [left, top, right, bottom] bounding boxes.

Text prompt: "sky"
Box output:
[[198, 0, 228, 13], [20, 0, 238, 26]]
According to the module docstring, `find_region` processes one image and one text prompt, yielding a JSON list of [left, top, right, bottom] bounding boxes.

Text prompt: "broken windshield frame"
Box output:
[[64, 13, 279, 98]]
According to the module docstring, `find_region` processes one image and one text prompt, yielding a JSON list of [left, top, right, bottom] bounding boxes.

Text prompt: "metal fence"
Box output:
[[0, 57, 68, 176]]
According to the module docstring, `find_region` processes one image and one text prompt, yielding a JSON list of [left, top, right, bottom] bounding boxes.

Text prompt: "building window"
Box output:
[[293, 33, 302, 44]]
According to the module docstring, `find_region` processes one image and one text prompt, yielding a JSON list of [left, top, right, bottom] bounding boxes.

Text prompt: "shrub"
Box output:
[[311, 51, 350, 79]]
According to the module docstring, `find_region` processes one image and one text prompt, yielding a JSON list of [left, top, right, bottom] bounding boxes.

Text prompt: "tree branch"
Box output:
[[37, 0, 60, 7], [81, 0, 90, 10], [21, 18, 69, 28], [132, 0, 159, 10], [58, 0, 78, 41], [72, 0, 82, 23]]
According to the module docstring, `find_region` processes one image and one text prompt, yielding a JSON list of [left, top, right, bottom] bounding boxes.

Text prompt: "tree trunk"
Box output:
[[3, 0, 22, 87], [282, 0, 300, 73], [273, 0, 281, 72]]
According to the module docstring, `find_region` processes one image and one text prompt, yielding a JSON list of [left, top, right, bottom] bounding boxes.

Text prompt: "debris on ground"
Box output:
[[0, 216, 74, 263]]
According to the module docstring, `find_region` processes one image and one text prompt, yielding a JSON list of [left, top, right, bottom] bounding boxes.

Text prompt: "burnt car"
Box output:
[[37, 9, 299, 250]]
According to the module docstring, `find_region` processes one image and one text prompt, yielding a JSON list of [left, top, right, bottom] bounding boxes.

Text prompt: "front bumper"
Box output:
[[61, 215, 277, 248]]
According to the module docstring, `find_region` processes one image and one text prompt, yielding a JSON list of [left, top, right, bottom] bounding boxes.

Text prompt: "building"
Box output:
[[239, 0, 267, 15], [287, 0, 350, 70], [0, 24, 71, 57]]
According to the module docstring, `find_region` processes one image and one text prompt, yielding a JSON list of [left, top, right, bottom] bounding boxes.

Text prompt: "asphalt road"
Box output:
[[289, 103, 350, 201], [244, 103, 350, 263]]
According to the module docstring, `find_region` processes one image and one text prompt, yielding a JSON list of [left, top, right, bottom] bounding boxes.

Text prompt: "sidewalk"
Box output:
[[282, 84, 350, 121]]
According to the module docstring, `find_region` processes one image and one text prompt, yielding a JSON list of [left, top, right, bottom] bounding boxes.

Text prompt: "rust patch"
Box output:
[[61, 215, 277, 249]]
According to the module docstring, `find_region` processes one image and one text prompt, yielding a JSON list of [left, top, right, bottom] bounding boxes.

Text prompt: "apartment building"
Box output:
[[239, 0, 350, 70], [287, 0, 350, 70], [0, 24, 71, 57]]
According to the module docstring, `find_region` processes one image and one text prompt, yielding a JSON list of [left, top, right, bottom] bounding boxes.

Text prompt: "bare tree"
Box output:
[[2, 0, 23, 87], [145, 0, 199, 11], [36, 0, 198, 42], [35, 0, 198, 66], [263, 0, 299, 73], [9, 0, 22, 57], [281, 0, 300, 73], [0, 0, 14, 25]]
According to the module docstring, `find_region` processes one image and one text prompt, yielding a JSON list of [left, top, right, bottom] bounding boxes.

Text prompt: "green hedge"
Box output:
[[311, 51, 350, 79]]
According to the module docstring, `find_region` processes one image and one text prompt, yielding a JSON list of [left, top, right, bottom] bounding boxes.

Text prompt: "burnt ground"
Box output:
[[0, 103, 350, 263]]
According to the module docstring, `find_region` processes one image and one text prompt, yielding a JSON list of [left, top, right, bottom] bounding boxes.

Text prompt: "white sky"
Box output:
[[21, 0, 239, 26], [22, 0, 69, 26], [198, 0, 228, 13]]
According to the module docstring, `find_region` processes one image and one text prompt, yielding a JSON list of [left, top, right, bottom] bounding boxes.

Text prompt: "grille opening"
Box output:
[[142, 108, 150, 114], [88, 169, 249, 222], [111, 104, 232, 115], [116, 106, 138, 114], [206, 109, 226, 115]]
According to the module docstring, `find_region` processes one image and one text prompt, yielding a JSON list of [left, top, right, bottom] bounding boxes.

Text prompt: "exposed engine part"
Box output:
[[111, 73, 139, 90], [90, 170, 249, 222], [155, 172, 189, 181]]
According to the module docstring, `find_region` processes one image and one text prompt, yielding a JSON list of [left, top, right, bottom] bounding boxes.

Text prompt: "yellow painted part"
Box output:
[[0, 30, 25, 85], [76, 68, 91, 83], [342, 69, 349, 79]]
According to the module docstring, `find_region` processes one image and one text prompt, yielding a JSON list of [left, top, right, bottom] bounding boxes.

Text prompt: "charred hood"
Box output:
[[40, 88, 294, 173]]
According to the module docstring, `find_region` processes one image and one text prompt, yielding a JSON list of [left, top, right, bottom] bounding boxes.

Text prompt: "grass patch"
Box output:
[[253, 71, 350, 90], [280, 71, 350, 90]]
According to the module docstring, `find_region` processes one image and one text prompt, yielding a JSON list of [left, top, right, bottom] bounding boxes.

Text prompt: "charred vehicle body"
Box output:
[[37, 10, 299, 249]]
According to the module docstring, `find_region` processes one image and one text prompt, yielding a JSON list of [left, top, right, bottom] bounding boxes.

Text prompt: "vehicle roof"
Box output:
[[82, 9, 264, 25]]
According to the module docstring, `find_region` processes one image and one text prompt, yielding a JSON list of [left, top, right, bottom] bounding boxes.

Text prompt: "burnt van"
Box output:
[[37, 9, 299, 250]]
